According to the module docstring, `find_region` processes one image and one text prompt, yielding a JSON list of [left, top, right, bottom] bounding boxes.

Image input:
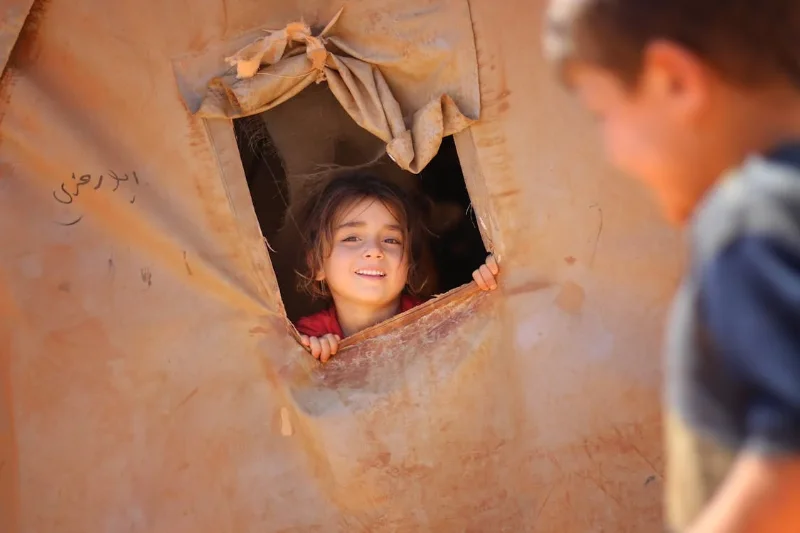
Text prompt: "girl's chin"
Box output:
[[342, 293, 403, 307]]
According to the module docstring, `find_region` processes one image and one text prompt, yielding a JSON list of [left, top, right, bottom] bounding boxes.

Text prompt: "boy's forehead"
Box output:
[[570, 63, 624, 96]]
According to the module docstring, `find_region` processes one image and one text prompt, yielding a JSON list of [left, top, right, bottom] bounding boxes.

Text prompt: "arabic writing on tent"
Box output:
[[52, 170, 140, 226]]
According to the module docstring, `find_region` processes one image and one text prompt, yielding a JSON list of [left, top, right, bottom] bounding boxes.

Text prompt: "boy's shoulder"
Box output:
[[688, 145, 800, 400], [690, 144, 800, 267]]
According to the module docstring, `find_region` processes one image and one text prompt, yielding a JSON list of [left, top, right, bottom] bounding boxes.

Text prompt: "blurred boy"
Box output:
[[543, 1, 800, 531]]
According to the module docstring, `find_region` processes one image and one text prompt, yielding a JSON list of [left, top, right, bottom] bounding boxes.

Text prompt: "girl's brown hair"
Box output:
[[294, 171, 430, 300]]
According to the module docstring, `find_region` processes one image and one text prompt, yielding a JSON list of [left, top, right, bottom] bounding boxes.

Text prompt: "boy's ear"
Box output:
[[642, 40, 709, 120]]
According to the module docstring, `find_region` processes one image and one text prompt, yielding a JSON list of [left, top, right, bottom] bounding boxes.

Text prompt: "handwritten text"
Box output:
[[53, 171, 140, 226]]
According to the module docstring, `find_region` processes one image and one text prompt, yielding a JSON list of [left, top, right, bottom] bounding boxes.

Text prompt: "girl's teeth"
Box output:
[[357, 270, 384, 276]]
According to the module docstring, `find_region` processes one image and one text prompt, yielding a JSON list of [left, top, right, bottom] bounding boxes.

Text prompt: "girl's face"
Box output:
[[316, 197, 410, 310]]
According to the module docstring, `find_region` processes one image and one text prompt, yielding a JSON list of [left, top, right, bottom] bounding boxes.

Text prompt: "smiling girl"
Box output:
[[294, 172, 499, 361]]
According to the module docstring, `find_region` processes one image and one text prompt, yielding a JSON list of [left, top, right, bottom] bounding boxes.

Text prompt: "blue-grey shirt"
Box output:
[[665, 144, 800, 530]]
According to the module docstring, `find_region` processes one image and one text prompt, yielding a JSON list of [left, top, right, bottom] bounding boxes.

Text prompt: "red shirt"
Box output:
[[295, 294, 423, 338]]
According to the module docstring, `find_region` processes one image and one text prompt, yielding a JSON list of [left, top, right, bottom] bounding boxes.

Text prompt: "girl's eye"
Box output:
[[342, 236, 359, 242], [384, 238, 402, 245]]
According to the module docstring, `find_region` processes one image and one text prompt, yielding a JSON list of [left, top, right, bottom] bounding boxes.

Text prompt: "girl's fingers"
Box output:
[[473, 268, 489, 290], [303, 334, 342, 362], [480, 264, 498, 290], [485, 254, 499, 275], [318, 337, 332, 362], [309, 336, 322, 359], [325, 334, 339, 355]]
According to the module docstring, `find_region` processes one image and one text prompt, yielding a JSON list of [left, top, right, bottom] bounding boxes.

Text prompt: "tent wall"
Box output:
[[0, 0, 682, 531], [0, 0, 34, 73]]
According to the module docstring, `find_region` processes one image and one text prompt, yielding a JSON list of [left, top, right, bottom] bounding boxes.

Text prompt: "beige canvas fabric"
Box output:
[[0, 0, 34, 72], [0, 0, 678, 531], [195, 6, 476, 173]]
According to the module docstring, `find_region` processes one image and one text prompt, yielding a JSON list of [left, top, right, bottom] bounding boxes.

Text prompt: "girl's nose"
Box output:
[[362, 241, 384, 259]]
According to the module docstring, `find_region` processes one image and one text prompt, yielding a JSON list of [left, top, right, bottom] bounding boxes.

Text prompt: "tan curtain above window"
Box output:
[[195, 6, 479, 173]]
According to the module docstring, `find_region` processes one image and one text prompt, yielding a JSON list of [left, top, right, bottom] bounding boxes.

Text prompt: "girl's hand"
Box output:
[[300, 333, 340, 362], [472, 254, 500, 291]]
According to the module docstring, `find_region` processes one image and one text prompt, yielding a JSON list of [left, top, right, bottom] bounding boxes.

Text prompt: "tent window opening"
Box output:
[[233, 83, 488, 332]]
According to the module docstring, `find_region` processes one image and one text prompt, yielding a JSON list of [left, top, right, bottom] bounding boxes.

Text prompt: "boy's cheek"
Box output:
[[604, 119, 673, 183], [597, 114, 703, 225], [603, 122, 651, 179]]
